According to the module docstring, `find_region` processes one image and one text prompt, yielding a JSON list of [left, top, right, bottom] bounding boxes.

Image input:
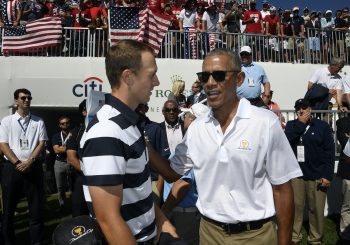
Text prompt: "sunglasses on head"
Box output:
[[20, 96, 32, 101], [196, 70, 238, 84], [164, 108, 179, 113]]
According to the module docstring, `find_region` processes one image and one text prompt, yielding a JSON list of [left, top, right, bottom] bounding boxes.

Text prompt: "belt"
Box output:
[[172, 206, 197, 213], [202, 215, 272, 234]]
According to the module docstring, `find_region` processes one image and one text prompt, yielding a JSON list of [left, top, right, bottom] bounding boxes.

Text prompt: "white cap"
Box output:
[[292, 6, 299, 12], [240, 46, 252, 54], [181, 103, 210, 118], [325, 10, 332, 15], [269, 6, 276, 11]]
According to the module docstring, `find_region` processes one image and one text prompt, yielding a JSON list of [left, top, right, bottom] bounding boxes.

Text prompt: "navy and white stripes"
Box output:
[[80, 94, 156, 242]]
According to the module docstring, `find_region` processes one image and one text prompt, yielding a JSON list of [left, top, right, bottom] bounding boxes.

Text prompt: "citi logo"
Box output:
[[73, 77, 104, 97]]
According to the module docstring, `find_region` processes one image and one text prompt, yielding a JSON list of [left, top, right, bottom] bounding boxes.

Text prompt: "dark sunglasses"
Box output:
[[60, 121, 70, 125], [196, 70, 238, 84], [164, 108, 179, 113], [20, 96, 33, 101]]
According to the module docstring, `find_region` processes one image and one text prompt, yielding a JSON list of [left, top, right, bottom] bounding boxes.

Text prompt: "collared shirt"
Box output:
[[309, 67, 342, 90], [237, 63, 269, 99], [80, 94, 156, 242], [170, 98, 302, 223], [0, 111, 48, 160], [165, 121, 183, 154]]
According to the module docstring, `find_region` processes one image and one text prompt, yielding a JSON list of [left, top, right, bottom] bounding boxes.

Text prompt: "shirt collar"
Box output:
[[205, 98, 252, 122], [165, 121, 180, 129], [242, 63, 254, 67], [104, 94, 139, 126], [14, 111, 31, 121]]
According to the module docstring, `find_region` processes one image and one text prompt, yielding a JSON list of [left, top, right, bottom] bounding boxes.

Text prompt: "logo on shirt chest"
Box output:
[[238, 139, 252, 151]]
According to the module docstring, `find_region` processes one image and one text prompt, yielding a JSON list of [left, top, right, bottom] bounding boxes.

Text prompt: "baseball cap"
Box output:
[[269, 6, 276, 11], [294, 99, 310, 110], [240, 46, 252, 54], [52, 215, 107, 245], [181, 103, 210, 118], [293, 6, 299, 12], [325, 10, 332, 15]]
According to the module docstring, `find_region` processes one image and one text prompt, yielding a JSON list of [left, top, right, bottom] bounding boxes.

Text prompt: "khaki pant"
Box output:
[[340, 179, 350, 240], [199, 216, 277, 245], [291, 178, 327, 244]]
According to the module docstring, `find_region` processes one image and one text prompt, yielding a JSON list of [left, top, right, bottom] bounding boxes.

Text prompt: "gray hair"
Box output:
[[205, 48, 241, 71], [330, 57, 345, 67]]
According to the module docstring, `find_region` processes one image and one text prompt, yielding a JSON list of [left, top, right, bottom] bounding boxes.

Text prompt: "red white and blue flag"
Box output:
[[1, 17, 62, 52], [109, 6, 171, 54]]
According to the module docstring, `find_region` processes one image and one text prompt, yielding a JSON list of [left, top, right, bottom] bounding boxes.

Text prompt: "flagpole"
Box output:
[[108, 9, 111, 47]]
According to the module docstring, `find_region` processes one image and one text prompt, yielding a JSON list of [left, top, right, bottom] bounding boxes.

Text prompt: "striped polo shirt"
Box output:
[[80, 94, 156, 242]]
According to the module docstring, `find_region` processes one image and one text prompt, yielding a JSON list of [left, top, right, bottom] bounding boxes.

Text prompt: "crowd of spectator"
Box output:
[[0, 0, 349, 63]]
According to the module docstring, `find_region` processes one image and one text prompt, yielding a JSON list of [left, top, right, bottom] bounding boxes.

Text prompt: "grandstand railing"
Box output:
[[1, 27, 349, 64]]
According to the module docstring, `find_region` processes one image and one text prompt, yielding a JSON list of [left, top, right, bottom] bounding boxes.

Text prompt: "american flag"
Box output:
[[109, 7, 171, 54], [1, 17, 62, 52]]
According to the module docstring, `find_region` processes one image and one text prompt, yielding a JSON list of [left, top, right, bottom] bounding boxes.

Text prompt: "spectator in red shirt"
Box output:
[[72, 1, 91, 56], [265, 6, 280, 61], [242, 0, 264, 61], [148, 0, 164, 14]]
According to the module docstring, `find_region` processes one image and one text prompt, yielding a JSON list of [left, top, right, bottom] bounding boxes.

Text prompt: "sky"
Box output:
[[256, 0, 349, 14]]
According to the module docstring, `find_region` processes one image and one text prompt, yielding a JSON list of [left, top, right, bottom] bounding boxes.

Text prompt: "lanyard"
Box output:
[[61, 131, 71, 146], [17, 115, 31, 136], [300, 125, 310, 144]]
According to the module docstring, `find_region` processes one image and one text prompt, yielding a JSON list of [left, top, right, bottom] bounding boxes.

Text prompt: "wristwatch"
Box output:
[[31, 157, 37, 162]]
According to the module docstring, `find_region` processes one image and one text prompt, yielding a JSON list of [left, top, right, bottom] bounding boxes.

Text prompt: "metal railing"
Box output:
[[1, 27, 349, 64]]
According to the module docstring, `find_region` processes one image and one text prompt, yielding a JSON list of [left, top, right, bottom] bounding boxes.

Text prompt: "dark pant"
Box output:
[[71, 170, 89, 217], [1, 160, 44, 245]]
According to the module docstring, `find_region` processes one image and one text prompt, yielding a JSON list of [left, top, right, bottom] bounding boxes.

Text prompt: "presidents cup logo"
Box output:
[[68, 225, 94, 244], [72, 226, 85, 236], [238, 140, 251, 151], [73, 77, 104, 97]]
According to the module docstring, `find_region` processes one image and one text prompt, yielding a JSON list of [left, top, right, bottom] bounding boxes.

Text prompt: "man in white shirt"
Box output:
[[307, 57, 347, 111], [149, 48, 302, 244], [0, 88, 48, 245]]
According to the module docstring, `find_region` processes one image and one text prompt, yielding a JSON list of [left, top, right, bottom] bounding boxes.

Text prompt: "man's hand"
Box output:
[[16, 159, 33, 172], [154, 205, 178, 244], [319, 178, 331, 188], [297, 109, 311, 124], [329, 89, 337, 96]]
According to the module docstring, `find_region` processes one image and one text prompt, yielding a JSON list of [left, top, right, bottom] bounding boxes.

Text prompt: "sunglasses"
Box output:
[[164, 108, 179, 113], [196, 70, 238, 84], [60, 121, 70, 125], [20, 96, 33, 101]]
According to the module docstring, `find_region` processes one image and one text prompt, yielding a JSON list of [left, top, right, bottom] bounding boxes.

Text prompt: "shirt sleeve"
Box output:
[[309, 69, 320, 84], [266, 117, 303, 185], [39, 120, 48, 141], [0, 117, 10, 143], [261, 66, 269, 84], [170, 131, 194, 176], [344, 139, 350, 157]]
